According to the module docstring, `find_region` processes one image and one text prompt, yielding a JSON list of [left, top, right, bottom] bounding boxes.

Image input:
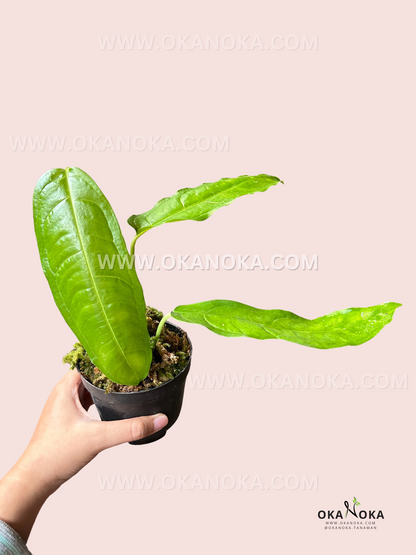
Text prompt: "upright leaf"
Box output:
[[128, 174, 282, 237], [34, 167, 152, 385], [171, 300, 401, 349]]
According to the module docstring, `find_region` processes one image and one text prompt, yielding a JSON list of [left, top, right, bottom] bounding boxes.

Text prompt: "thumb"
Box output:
[[95, 413, 168, 451]]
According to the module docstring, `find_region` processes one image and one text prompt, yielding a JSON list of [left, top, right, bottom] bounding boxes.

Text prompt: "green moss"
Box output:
[[63, 306, 190, 393], [146, 306, 164, 321], [62, 342, 94, 374]]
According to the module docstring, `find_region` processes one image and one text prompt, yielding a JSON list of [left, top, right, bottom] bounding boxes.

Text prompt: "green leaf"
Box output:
[[171, 300, 401, 349], [33, 167, 152, 385], [128, 174, 282, 236]]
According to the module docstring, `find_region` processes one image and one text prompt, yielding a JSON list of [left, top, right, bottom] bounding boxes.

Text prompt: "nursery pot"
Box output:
[[79, 322, 192, 445]]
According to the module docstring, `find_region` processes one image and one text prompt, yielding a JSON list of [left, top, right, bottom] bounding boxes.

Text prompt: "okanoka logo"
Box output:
[[318, 497, 385, 521], [344, 496, 361, 518]]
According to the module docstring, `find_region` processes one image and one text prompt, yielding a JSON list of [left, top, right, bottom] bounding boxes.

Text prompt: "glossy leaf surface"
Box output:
[[33, 167, 151, 385], [172, 300, 401, 348], [128, 174, 282, 237]]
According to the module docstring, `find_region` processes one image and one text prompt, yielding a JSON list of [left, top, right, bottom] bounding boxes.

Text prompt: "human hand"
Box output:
[[0, 370, 168, 542]]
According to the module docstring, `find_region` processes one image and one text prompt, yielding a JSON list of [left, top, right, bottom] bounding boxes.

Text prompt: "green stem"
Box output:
[[151, 312, 172, 349], [130, 234, 139, 257], [129, 228, 150, 256]]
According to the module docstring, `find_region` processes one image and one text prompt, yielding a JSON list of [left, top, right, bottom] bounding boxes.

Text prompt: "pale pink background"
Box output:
[[0, 1, 414, 553]]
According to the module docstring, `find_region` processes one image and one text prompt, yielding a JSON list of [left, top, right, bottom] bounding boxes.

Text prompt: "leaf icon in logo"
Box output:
[[345, 497, 361, 518]]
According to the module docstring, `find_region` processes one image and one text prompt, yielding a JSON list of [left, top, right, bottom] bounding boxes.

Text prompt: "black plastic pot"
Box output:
[[80, 322, 192, 445]]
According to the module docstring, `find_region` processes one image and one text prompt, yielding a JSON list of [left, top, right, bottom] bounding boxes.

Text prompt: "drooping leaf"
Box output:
[[33, 167, 152, 385], [128, 174, 282, 237], [171, 300, 401, 349]]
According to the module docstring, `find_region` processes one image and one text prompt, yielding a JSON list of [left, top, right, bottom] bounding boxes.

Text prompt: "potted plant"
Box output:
[[33, 167, 400, 444]]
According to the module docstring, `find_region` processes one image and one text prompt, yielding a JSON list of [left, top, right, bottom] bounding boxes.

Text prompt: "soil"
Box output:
[[63, 307, 191, 393]]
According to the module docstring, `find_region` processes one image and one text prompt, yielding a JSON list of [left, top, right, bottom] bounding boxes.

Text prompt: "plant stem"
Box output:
[[152, 312, 172, 348], [130, 234, 139, 257], [129, 229, 149, 256]]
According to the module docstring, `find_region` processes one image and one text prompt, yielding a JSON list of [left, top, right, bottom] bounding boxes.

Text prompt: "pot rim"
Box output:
[[78, 321, 192, 396]]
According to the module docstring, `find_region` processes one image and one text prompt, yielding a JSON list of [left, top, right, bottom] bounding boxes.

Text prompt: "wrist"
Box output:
[[0, 461, 54, 542]]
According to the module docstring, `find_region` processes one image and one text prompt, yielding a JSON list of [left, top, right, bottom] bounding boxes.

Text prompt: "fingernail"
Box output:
[[153, 414, 168, 432]]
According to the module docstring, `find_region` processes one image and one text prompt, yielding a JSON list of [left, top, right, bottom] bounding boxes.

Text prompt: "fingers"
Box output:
[[56, 368, 82, 392], [94, 414, 169, 451], [58, 370, 93, 413], [65, 368, 82, 385], [65, 369, 92, 407]]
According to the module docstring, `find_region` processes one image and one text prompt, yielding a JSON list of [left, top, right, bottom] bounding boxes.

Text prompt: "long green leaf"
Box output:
[[128, 174, 282, 237], [33, 167, 152, 385], [171, 300, 401, 348]]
